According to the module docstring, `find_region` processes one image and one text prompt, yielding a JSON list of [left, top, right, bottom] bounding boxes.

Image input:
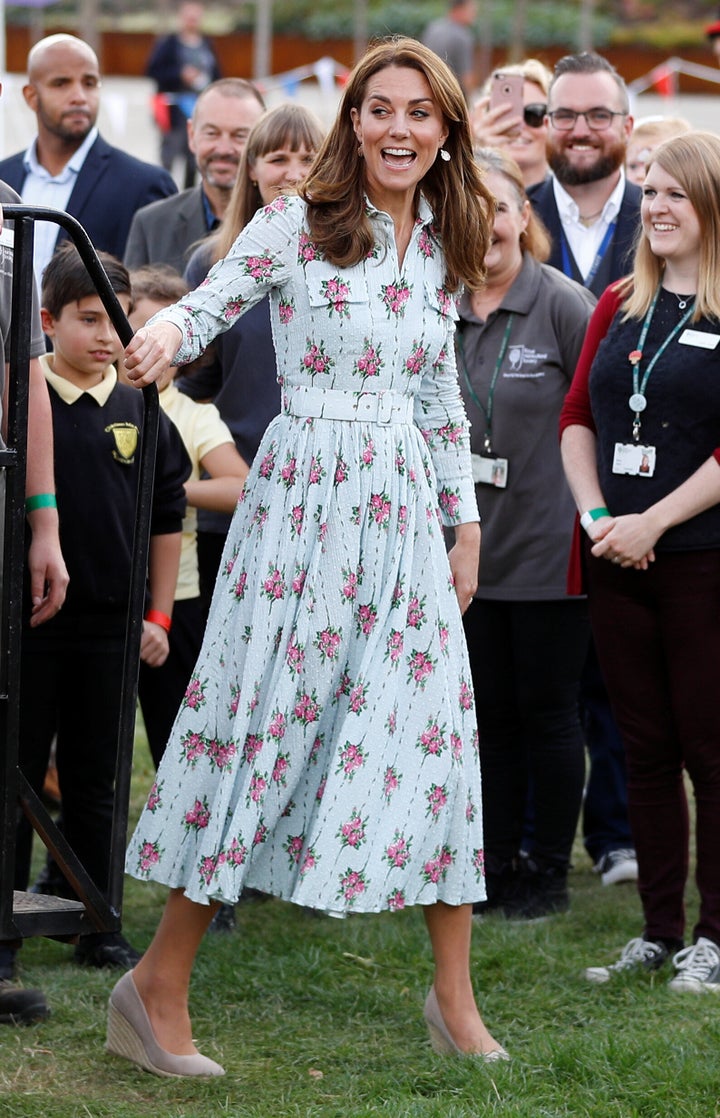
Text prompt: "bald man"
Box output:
[[0, 34, 176, 284]]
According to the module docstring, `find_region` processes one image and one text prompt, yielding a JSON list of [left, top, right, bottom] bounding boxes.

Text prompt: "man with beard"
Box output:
[[0, 36, 176, 287], [528, 51, 640, 298], [124, 79, 265, 275], [528, 52, 641, 897]]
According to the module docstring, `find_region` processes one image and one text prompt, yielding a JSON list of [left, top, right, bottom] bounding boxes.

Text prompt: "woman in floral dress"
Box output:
[[108, 38, 507, 1076]]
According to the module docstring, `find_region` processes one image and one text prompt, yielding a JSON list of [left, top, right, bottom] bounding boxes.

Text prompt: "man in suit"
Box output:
[[124, 78, 265, 275], [529, 51, 641, 889], [528, 51, 641, 298], [0, 34, 176, 287]]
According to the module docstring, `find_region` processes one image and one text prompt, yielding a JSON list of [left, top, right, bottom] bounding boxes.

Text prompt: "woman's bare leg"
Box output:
[[423, 901, 504, 1054], [130, 888, 219, 1055]]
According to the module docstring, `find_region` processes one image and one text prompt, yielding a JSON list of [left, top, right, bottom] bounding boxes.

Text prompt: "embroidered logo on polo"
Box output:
[[105, 422, 139, 464], [504, 345, 550, 377]]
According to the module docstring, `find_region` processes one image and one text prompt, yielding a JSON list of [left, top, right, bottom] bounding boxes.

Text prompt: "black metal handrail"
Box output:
[[0, 205, 159, 939]]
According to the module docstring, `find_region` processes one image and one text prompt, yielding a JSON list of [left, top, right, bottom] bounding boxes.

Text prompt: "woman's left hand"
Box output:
[[590, 512, 660, 569], [448, 522, 481, 614]]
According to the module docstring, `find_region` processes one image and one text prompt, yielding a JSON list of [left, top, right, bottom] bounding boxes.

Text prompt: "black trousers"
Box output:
[[463, 597, 589, 873], [15, 623, 125, 896]]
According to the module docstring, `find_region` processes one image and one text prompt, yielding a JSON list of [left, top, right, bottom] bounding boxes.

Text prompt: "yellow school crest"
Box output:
[[105, 422, 139, 464]]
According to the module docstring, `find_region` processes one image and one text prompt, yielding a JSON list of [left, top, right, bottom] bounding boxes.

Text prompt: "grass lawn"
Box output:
[[1, 736, 718, 1118]]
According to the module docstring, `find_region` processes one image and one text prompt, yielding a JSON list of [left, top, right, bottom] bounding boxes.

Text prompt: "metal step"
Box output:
[[11, 890, 92, 940]]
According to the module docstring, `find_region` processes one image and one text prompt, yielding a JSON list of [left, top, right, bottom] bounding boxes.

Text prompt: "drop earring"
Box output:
[[439, 148, 451, 162]]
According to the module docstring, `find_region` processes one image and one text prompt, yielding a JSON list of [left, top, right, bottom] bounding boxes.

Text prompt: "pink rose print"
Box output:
[[183, 676, 206, 711], [418, 720, 446, 757], [395, 447, 406, 474], [199, 854, 225, 886], [147, 781, 162, 812], [262, 564, 286, 602], [316, 777, 326, 801], [459, 679, 474, 711], [271, 752, 290, 786], [434, 287, 453, 317], [223, 837, 248, 867], [267, 710, 287, 741], [436, 421, 464, 447], [314, 626, 342, 662], [337, 868, 368, 903], [302, 339, 334, 376], [334, 455, 349, 485], [404, 344, 427, 377], [407, 594, 426, 630], [438, 620, 450, 654], [308, 454, 326, 484], [252, 503, 269, 534], [338, 812, 367, 849], [438, 487, 461, 522], [356, 602, 378, 637], [369, 491, 391, 527], [205, 738, 237, 771], [418, 228, 435, 258], [288, 504, 304, 539], [386, 708, 398, 736], [247, 682, 260, 715], [278, 299, 295, 324], [243, 733, 264, 763], [381, 280, 412, 318], [248, 773, 268, 804], [280, 455, 298, 489], [387, 889, 406, 911], [360, 437, 375, 469], [336, 741, 366, 779], [321, 275, 351, 317], [232, 570, 248, 601], [253, 819, 268, 846], [450, 731, 463, 761], [406, 648, 437, 690], [137, 840, 162, 876], [334, 669, 352, 701], [297, 230, 318, 263], [300, 846, 319, 875], [285, 633, 305, 677], [354, 338, 383, 380], [340, 565, 363, 603], [473, 848, 485, 881], [422, 845, 455, 884], [309, 734, 324, 765], [391, 578, 405, 609], [285, 833, 305, 865], [385, 629, 404, 665], [292, 690, 321, 726], [223, 298, 245, 323], [244, 254, 275, 282], [181, 731, 206, 766], [385, 832, 412, 869], [347, 682, 368, 715], [258, 450, 276, 479], [292, 567, 307, 596], [466, 797, 477, 823], [383, 764, 400, 798], [426, 783, 448, 820], [184, 796, 211, 832], [228, 684, 241, 716], [398, 505, 408, 536], [223, 548, 238, 576]]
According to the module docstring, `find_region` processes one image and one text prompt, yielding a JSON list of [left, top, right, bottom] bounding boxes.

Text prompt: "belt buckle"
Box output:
[[377, 393, 394, 425]]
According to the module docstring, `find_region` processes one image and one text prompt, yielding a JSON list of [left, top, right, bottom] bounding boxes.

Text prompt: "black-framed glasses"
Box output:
[[548, 108, 628, 131], [523, 103, 547, 129]]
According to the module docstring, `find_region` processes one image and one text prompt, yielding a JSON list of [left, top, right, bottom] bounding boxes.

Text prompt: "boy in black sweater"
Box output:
[[13, 245, 190, 971]]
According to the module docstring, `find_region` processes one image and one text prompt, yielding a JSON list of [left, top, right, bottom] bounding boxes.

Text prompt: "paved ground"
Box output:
[[1, 71, 719, 182]]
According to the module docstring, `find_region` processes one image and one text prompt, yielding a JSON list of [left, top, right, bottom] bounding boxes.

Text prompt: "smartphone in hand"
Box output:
[[489, 72, 524, 119]]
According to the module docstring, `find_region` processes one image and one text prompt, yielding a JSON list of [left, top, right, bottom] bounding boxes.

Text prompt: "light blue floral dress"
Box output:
[[126, 195, 486, 913]]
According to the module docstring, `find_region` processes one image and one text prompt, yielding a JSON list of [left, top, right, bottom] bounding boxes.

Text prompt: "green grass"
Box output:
[[1, 738, 719, 1118]]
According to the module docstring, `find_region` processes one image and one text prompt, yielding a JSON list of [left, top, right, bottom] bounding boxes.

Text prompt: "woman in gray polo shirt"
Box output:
[[459, 147, 595, 920]]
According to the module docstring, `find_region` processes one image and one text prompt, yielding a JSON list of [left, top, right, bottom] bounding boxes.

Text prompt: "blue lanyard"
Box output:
[[560, 219, 616, 290]]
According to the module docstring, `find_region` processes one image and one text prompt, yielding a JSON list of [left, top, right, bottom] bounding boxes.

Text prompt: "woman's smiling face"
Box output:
[[350, 64, 449, 210]]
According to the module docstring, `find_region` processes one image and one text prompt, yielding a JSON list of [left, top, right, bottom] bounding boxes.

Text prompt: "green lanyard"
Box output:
[[456, 312, 514, 455], [628, 284, 695, 442]]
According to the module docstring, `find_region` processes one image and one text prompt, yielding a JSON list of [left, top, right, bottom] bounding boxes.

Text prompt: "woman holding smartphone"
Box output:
[[470, 60, 551, 189]]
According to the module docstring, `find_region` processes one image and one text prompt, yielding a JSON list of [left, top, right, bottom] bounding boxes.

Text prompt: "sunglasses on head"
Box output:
[[523, 103, 547, 129]]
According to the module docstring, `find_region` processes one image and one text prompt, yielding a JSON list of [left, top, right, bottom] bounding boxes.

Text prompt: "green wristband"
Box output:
[[25, 493, 57, 513], [580, 506, 610, 531]]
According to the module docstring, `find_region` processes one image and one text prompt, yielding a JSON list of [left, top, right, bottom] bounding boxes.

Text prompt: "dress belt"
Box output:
[[285, 385, 414, 426]]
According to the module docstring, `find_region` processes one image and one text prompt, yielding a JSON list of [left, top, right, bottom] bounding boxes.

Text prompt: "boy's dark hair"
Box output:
[[41, 242, 132, 318], [130, 264, 188, 308]]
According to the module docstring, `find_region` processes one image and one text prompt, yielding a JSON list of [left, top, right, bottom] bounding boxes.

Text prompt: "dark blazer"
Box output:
[[124, 185, 210, 274], [0, 135, 177, 262], [528, 176, 642, 295]]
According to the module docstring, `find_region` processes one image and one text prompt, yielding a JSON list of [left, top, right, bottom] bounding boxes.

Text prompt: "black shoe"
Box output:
[[0, 946, 17, 981], [73, 932, 142, 970], [208, 903, 236, 934], [472, 862, 518, 917], [0, 982, 49, 1025], [504, 857, 569, 921]]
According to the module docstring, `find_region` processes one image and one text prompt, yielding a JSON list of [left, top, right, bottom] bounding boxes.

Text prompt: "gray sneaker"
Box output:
[[668, 938, 720, 993], [593, 848, 638, 886], [585, 937, 669, 984]]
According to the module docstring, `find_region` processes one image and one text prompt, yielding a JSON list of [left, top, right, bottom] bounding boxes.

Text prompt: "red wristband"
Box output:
[[144, 609, 172, 633]]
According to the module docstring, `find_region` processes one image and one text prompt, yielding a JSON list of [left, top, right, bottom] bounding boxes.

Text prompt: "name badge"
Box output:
[[678, 329, 720, 350], [471, 453, 508, 488], [0, 227, 14, 250], [613, 443, 656, 477]]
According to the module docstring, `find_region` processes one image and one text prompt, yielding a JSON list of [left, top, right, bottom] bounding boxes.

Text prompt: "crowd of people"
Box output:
[[2, 0, 720, 1082]]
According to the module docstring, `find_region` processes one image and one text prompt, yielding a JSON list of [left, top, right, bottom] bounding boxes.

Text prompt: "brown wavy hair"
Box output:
[[299, 37, 493, 292]]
